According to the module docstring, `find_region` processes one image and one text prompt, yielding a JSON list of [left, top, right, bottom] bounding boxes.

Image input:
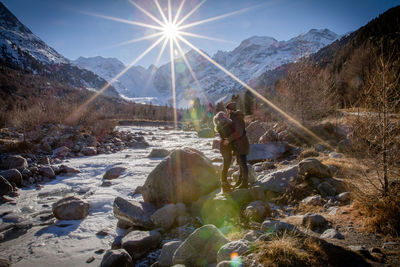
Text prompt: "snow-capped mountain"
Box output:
[[153, 28, 339, 107], [73, 56, 158, 99], [0, 2, 119, 98]]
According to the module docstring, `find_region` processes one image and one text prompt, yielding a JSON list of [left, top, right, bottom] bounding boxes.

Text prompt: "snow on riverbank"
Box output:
[[0, 126, 218, 267]]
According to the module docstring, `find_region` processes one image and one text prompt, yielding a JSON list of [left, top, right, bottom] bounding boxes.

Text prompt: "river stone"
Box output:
[[142, 147, 218, 206], [151, 204, 177, 229], [245, 121, 269, 143], [100, 249, 133, 267], [0, 176, 13, 195], [39, 166, 55, 179], [243, 230, 264, 242], [317, 181, 336, 197], [261, 220, 297, 233], [0, 155, 27, 170], [52, 196, 90, 220], [321, 228, 344, 239], [258, 165, 299, 192], [113, 197, 156, 229], [299, 158, 332, 178], [81, 146, 97, 156], [197, 128, 215, 138], [60, 165, 80, 174], [244, 200, 268, 222], [301, 213, 327, 229], [0, 169, 22, 187], [122, 230, 161, 259], [336, 192, 351, 203], [173, 224, 229, 266], [148, 148, 170, 158], [103, 166, 126, 180], [247, 142, 288, 163], [159, 241, 183, 266], [52, 146, 70, 158], [301, 195, 323, 206], [217, 239, 250, 263]]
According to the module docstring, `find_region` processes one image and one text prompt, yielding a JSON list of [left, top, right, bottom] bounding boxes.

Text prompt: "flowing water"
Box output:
[[0, 126, 219, 267]]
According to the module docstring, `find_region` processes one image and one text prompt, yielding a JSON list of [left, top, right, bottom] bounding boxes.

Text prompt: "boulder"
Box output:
[[103, 166, 127, 180], [257, 165, 299, 193], [197, 128, 215, 138], [113, 197, 156, 229], [243, 230, 264, 242], [173, 224, 229, 266], [122, 230, 161, 259], [159, 241, 183, 266], [81, 146, 97, 156], [245, 121, 269, 143], [151, 204, 178, 229], [317, 182, 336, 197], [258, 128, 279, 144], [0, 155, 27, 170], [142, 148, 218, 206], [148, 148, 170, 158], [247, 143, 288, 163], [301, 213, 327, 229], [39, 166, 55, 179], [217, 239, 250, 263], [52, 146, 70, 158], [301, 195, 323, 206], [321, 228, 344, 239], [0, 169, 22, 187], [52, 196, 90, 220], [261, 220, 297, 233], [244, 200, 268, 222], [298, 158, 332, 178], [0, 176, 13, 195], [329, 152, 343, 158], [100, 249, 134, 267], [59, 165, 80, 174]]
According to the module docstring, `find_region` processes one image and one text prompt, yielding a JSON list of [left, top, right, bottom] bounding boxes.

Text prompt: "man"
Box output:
[[224, 102, 250, 189]]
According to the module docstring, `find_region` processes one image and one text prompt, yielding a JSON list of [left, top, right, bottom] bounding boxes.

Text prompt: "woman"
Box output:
[[213, 111, 235, 193]]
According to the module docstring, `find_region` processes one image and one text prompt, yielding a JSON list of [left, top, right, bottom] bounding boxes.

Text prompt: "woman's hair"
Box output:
[[213, 111, 231, 132]]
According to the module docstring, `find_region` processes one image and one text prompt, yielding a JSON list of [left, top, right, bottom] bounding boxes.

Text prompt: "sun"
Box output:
[[163, 22, 180, 39]]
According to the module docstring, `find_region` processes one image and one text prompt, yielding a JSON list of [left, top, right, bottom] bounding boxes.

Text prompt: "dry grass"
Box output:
[[298, 148, 320, 160], [255, 233, 325, 267]]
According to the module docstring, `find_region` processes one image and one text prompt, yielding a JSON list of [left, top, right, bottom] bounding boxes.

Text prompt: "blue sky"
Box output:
[[2, 0, 399, 67]]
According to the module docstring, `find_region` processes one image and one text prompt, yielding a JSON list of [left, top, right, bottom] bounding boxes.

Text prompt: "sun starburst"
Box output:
[[69, 0, 330, 147]]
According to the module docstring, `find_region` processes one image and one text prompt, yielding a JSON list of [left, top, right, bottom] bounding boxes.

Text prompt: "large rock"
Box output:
[[197, 128, 215, 138], [151, 204, 178, 229], [261, 220, 297, 233], [301, 213, 327, 229], [52, 196, 90, 220], [321, 228, 344, 239], [121, 230, 161, 259], [52, 146, 70, 158], [301, 195, 323, 206], [100, 249, 134, 267], [0, 169, 22, 187], [217, 239, 250, 263], [159, 241, 183, 266], [148, 148, 170, 158], [113, 197, 156, 229], [247, 142, 288, 163], [245, 121, 269, 143], [39, 166, 55, 179], [81, 146, 97, 156], [317, 182, 336, 197], [298, 158, 332, 178], [103, 166, 127, 180], [259, 128, 279, 144], [142, 148, 218, 206], [0, 176, 13, 195], [0, 155, 27, 170], [173, 224, 229, 266], [257, 165, 299, 193], [244, 200, 268, 222]]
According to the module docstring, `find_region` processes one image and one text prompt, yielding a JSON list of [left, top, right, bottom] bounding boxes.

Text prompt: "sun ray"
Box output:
[[168, 0, 172, 23], [173, 38, 209, 104], [177, 35, 330, 146], [179, 5, 259, 30], [176, 0, 206, 26], [173, 0, 186, 25], [169, 37, 178, 128], [107, 32, 163, 49], [143, 37, 169, 92], [66, 36, 165, 124], [84, 12, 164, 31], [178, 31, 233, 43], [128, 0, 164, 26], [154, 0, 169, 25]]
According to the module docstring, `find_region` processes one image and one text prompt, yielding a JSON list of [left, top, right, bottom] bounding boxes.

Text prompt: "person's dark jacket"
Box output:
[[215, 117, 234, 157], [227, 110, 250, 155]]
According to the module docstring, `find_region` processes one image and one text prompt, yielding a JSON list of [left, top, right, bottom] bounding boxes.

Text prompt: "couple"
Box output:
[[213, 102, 250, 193]]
